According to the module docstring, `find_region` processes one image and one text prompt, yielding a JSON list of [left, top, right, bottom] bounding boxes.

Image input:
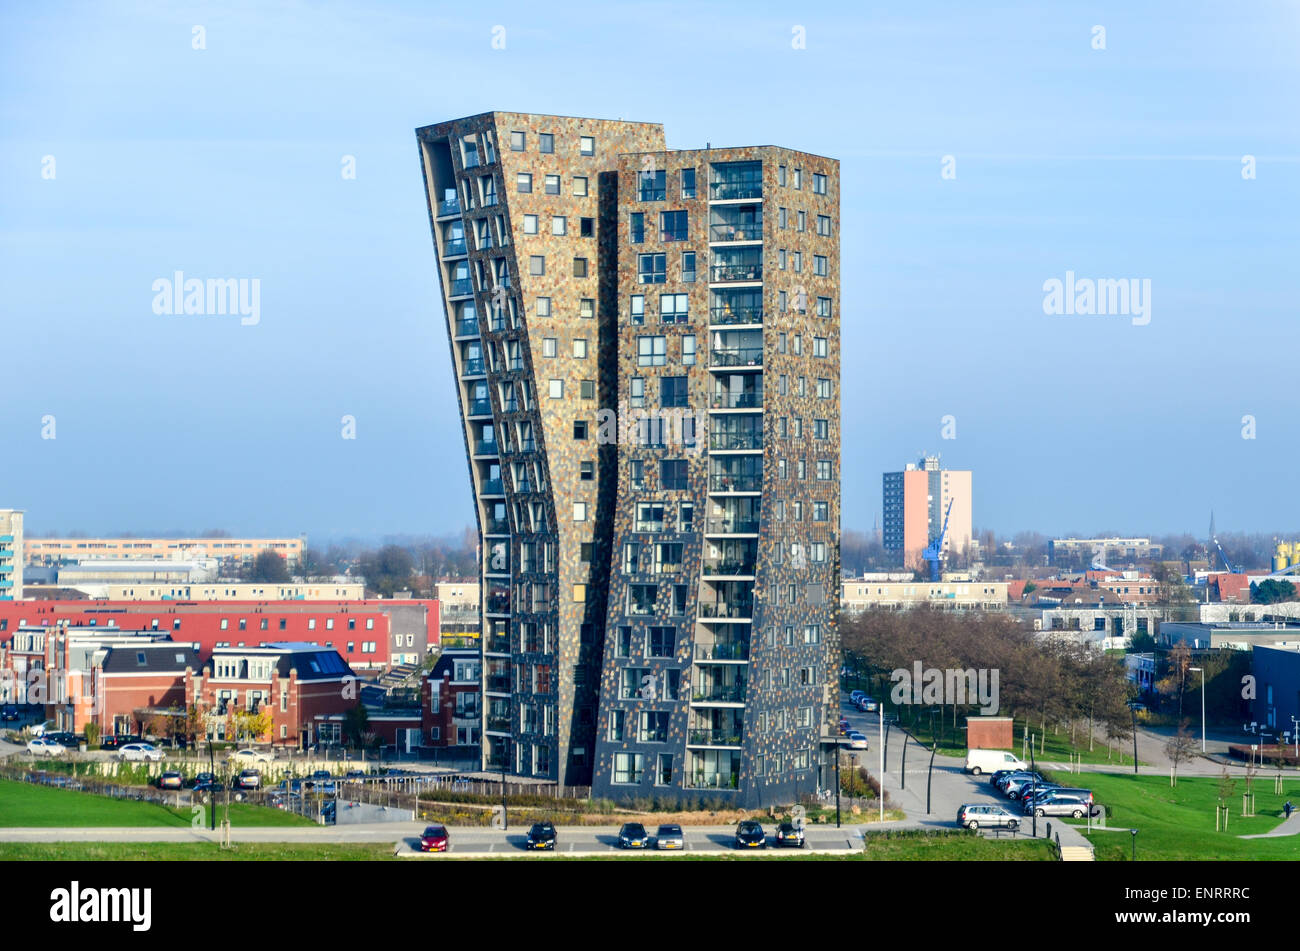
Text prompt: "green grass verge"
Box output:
[[1058, 772, 1300, 860], [0, 842, 395, 861], [860, 830, 1056, 861], [0, 779, 315, 828]]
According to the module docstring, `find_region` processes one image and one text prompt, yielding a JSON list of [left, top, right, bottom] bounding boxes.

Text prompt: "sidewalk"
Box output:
[[1239, 811, 1300, 839]]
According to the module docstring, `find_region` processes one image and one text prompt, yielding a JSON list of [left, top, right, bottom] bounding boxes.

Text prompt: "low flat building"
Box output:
[[1049, 537, 1161, 566], [25, 535, 305, 568], [841, 580, 1008, 612], [51, 581, 365, 601], [1036, 604, 1160, 647], [1160, 621, 1300, 651]]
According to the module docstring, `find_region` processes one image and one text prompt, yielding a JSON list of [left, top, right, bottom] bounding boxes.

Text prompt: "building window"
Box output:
[[523, 214, 538, 234], [639, 710, 669, 742], [510, 130, 525, 151], [573, 502, 588, 522], [813, 172, 827, 194], [613, 752, 644, 784], [573, 420, 588, 439], [542, 337, 557, 357], [552, 216, 567, 236], [573, 257, 588, 277], [573, 338, 588, 358], [573, 175, 588, 196], [638, 253, 666, 284], [682, 334, 696, 366], [817, 214, 831, 236], [630, 212, 645, 244], [580, 135, 595, 155], [580, 217, 594, 237], [544, 174, 560, 195], [629, 295, 645, 325], [637, 335, 667, 366], [660, 293, 688, 324], [580, 298, 595, 319], [813, 501, 829, 522], [573, 584, 586, 603], [548, 379, 563, 399], [681, 167, 696, 198], [536, 297, 551, 317], [639, 169, 666, 202], [660, 376, 688, 409], [630, 376, 646, 408], [660, 458, 687, 490], [516, 172, 532, 193], [681, 251, 696, 283], [608, 709, 626, 741], [529, 255, 545, 276], [539, 132, 554, 153], [660, 210, 687, 241]]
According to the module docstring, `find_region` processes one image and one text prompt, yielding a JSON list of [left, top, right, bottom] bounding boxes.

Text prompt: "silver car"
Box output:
[[957, 802, 1020, 830], [655, 823, 684, 850], [1028, 794, 1092, 818]]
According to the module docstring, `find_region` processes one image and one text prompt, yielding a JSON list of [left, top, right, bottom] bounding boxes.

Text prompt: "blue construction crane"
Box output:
[[922, 498, 954, 582], [1211, 535, 1232, 571]]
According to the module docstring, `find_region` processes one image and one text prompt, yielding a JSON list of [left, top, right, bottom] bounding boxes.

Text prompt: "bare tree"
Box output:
[[1164, 721, 1198, 787]]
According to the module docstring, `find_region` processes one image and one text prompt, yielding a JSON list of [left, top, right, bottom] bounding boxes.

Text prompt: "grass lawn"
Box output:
[[1059, 772, 1300, 860], [0, 779, 315, 828], [0, 841, 394, 861], [861, 831, 1055, 861]]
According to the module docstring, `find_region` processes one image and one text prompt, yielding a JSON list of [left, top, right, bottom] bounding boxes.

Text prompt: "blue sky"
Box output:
[[1, 0, 1297, 542]]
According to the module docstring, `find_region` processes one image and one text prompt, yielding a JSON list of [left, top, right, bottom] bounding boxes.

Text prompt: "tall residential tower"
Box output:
[[417, 114, 840, 805]]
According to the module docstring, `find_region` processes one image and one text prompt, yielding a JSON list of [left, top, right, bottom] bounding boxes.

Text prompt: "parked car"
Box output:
[[311, 769, 333, 780], [44, 731, 81, 748], [855, 698, 879, 713], [618, 822, 650, 849], [1, 705, 21, 722], [418, 824, 450, 853], [1028, 794, 1093, 819], [31, 720, 55, 737], [117, 743, 163, 762], [525, 821, 557, 850], [191, 781, 224, 801], [774, 821, 806, 848], [837, 718, 850, 736], [655, 824, 684, 850], [1002, 773, 1047, 797], [849, 690, 866, 704], [100, 734, 142, 751], [191, 771, 217, 788], [965, 749, 1029, 775], [1017, 782, 1063, 802], [228, 748, 273, 764], [1028, 787, 1093, 808], [995, 771, 1040, 793], [27, 738, 66, 756], [734, 820, 766, 849], [956, 803, 1020, 831], [158, 771, 184, 790], [235, 769, 261, 790], [846, 730, 869, 750]]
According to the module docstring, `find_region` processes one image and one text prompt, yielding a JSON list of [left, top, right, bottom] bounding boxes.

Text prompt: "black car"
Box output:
[[44, 732, 82, 748], [617, 822, 649, 849], [525, 821, 557, 850], [100, 734, 142, 751], [191, 781, 224, 801], [1, 705, 20, 722], [734, 820, 766, 849], [191, 771, 217, 788], [774, 821, 806, 848]]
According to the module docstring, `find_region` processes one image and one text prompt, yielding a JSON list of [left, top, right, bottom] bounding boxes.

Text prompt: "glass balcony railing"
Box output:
[[485, 636, 510, 654], [709, 307, 763, 325], [710, 180, 763, 201], [710, 223, 762, 242], [438, 198, 461, 216], [697, 601, 754, 620], [486, 674, 511, 691], [462, 357, 485, 376], [473, 438, 497, 455], [481, 478, 505, 495], [709, 431, 762, 450], [484, 518, 510, 534], [454, 317, 480, 337], [709, 474, 761, 492], [710, 263, 762, 282], [691, 683, 747, 702], [705, 517, 760, 534], [702, 559, 756, 576], [709, 391, 762, 409], [710, 347, 763, 368], [443, 238, 467, 256], [467, 399, 492, 416], [449, 278, 473, 296], [695, 641, 750, 661], [688, 729, 743, 746], [688, 772, 740, 789]]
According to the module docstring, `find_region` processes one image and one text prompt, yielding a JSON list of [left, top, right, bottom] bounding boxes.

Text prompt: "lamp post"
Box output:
[[1189, 667, 1205, 753], [833, 744, 841, 828], [925, 742, 937, 815], [1130, 828, 1138, 862], [1129, 702, 1139, 775], [900, 732, 910, 791]]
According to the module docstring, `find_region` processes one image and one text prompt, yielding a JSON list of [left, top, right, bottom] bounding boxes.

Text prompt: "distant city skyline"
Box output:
[[3, 1, 1296, 540]]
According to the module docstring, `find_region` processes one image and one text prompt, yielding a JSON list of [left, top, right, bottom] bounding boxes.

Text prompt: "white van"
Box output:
[[964, 749, 1028, 775]]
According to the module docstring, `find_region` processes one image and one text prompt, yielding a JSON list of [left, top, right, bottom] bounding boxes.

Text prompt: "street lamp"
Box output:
[[1128, 702, 1139, 775], [1189, 667, 1205, 753], [1130, 828, 1138, 862]]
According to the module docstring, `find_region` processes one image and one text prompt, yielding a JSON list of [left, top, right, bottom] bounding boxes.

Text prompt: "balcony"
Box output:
[[481, 478, 505, 496], [454, 317, 480, 338], [697, 601, 753, 620], [462, 357, 486, 376], [702, 558, 756, 577], [485, 634, 510, 654], [710, 180, 762, 201], [687, 771, 740, 789], [467, 398, 493, 417], [710, 263, 762, 283], [449, 278, 473, 297], [443, 238, 467, 257], [485, 674, 511, 692], [709, 390, 762, 410], [483, 517, 510, 535], [708, 431, 762, 451], [709, 306, 762, 326], [473, 438, 498, 456], [688, 729, 743, 747], [709, 474, 761, 492], [487, 715, 511, 731], [691, 684, 747, 703], [704, 517, 760, 535], [710, 347, 763, 369], [709, 222, 762, 242], [437, 197, 461, 217], [694, 641, 750, 662]]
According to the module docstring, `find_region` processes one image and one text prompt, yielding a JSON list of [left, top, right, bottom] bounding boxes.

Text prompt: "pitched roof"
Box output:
[[101, 643, 200, 674]]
